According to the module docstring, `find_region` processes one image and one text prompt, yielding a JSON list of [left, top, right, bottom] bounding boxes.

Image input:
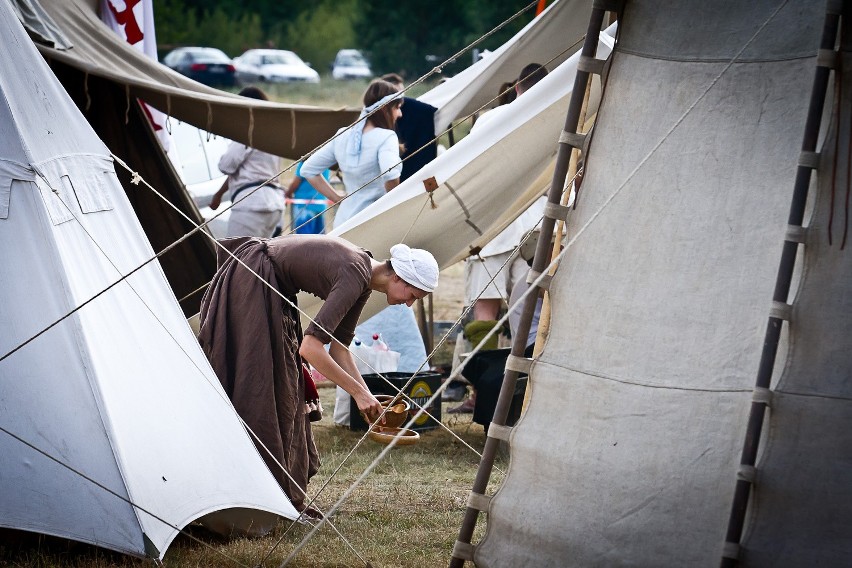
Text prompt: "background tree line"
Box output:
[[154, 0, 536, 80]]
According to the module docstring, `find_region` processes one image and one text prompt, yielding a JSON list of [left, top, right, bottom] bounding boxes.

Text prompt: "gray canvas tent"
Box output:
[[0, 0, 298, 557], [11, 0, 359, 315], [450, 0, 852, 566]]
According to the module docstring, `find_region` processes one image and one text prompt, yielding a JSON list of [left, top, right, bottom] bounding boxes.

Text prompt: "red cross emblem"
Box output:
[[107, 0, 144, 45]]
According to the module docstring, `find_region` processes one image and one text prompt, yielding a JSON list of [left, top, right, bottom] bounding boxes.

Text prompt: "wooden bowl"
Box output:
[[363, 395, 411, 429], [367, 426, 420, 446]]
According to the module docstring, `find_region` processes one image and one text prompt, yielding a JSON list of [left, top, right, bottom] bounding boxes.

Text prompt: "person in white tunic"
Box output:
[[210, 86, 285, 238], [450, 64, 549, 414], [301, 79, 430, 425], [464, 64, 549, 324]]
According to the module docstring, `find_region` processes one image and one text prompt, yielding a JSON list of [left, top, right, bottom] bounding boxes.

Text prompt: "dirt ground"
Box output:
[[431, 261, 465, 322]]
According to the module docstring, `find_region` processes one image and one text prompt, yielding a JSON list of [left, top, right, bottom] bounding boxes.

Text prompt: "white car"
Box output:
[[332, 49, 372, 80], [233, 49, 320, 84]]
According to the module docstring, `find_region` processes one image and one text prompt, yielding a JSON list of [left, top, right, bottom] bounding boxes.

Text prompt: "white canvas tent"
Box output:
[[297, 25, 616, 323], [420, 0, 593, 132], [456, 0, 852, 566], [0, 0, 297, 558]]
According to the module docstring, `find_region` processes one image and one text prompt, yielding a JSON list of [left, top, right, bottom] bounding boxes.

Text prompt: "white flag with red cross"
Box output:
[[100, 0, 172, 152]]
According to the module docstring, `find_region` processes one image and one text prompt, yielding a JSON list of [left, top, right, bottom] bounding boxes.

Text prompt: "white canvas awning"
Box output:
[[420, 0, 593, 132], [19, 0, 359, 161], [296, 25, 616, 323]]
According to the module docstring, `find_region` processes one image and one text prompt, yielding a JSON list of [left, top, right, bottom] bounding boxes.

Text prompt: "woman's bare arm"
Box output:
[[209, 179, 229, 210], [306, 174, 343, 203], [299, 335, 381, 420], [285, 175, 302, 198]]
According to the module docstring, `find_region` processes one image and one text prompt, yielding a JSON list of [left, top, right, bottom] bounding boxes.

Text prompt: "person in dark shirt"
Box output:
[[380, 73, 438, 182]]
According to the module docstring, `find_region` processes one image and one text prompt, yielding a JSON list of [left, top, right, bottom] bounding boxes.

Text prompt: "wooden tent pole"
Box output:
[[449, 3, 618, 565], [522, 79, 593, 412], [720, 4, 843, 565], [416, 294, 434, 354]]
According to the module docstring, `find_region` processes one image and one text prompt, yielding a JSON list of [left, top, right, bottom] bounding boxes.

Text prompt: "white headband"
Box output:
[[389, 243, 439, 293], [344, 91, 404, 167]]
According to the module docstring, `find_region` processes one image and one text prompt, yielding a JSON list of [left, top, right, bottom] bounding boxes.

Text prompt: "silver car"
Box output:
[[332, 49, 372, 80], [233, 49, 320, 84]]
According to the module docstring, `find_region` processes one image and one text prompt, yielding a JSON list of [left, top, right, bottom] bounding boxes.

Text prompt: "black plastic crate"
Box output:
[[349, 372, 442, 432]]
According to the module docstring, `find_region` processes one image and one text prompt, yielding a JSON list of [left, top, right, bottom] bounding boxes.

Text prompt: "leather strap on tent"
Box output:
[[450, 3, 621, 565], [467, 491, 491, 511], [544, 201, 571, 222], [525, 269, 552, 290], [785, 224, 807, 244], [452, 541, 475, 561], [798, 150, 820, 169], [751, 387, 773, 407], [505, 354, 533, 374], [487, 423, 512, 442], [769, 301, 792, 321], [559, 130, 586, 150], [720, 4, 843, 565]]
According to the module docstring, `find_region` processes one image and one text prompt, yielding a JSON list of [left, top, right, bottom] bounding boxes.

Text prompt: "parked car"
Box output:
[[162, 47, 236, 87], [233, 49, 320, 84], [332, 49, 372, 80]]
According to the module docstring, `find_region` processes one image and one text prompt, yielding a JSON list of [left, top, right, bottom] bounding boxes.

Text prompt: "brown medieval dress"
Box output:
[[198, 234, 373, 510]]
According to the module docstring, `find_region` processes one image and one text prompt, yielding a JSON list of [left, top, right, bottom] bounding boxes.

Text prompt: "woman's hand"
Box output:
[[300, 335, 384, 423], [307, 174, 343, 203], [354, 391, 383, 424]]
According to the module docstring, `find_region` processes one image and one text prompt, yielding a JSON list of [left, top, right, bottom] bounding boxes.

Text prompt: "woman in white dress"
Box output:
[[300, 79, 403, 226]]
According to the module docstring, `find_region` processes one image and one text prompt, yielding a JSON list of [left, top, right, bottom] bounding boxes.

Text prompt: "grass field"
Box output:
[[250, 76, 435, 108]]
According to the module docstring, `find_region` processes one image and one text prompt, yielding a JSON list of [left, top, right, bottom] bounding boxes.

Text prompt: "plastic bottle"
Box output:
[[372, 333, 389, 351]]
